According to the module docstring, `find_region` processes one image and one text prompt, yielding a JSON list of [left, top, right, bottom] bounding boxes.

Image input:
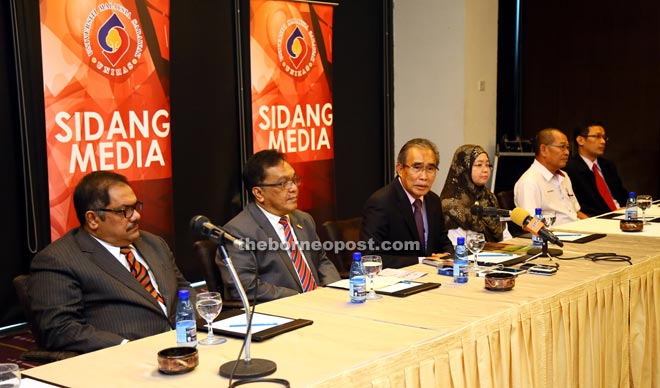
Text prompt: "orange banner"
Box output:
[[250, 0, 335, 218], [40, 0, 173, 243]]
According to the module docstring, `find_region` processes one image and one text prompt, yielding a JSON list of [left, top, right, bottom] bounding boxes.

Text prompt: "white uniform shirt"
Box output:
[[514, 159, 581, 226]]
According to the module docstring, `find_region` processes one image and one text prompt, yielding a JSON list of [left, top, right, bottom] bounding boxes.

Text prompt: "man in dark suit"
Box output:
[[564, 121, 628, 216], [217, 150, 340, 303], [360, 138, 454, 268], [29, 171, 192, 354]]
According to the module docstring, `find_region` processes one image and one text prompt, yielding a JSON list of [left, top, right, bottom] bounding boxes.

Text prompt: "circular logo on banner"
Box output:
[[277, 18, 317, 78], [83, 4, 144, 77]]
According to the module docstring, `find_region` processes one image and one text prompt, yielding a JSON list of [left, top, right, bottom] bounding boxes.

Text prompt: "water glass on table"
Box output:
[[466, 232, 486, 271], [637, 195, 652, 224], [0, 363, 20, 388], [362, 255, 383, 300], [195, 292, 227, 345]]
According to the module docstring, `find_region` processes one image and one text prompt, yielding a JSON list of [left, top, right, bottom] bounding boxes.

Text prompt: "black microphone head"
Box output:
[[470, 205, 483, 216], [190, 215, 210, 234]]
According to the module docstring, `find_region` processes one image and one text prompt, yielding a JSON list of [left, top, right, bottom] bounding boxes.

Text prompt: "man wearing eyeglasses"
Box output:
[[514, 128, 588, 225], [564, 121, 628, 216], [360, 138, 454, 269], [217, 149, 340, 303], [29, 171, 192, 353]]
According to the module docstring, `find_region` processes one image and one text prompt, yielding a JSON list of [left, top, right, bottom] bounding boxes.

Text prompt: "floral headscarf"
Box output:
[[440, 144, 504, 242]]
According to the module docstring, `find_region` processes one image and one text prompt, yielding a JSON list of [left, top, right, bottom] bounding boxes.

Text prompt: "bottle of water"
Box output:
[[625, 192, 638, 220], [532, 207, 543, 246], [453, 237, 469, 283], [175, 289, 197, 347], [349, 252, 366, 303]]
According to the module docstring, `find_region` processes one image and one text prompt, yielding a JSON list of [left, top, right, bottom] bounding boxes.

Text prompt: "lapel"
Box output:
[[289, 211, 319, 279], [75, 229, 163, 312], [393, 180, 420, 242], [247, 203, 302, 290]]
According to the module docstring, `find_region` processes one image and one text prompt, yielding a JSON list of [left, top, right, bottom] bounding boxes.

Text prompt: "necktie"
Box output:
[[413, 199, 426, 252], [121, 247, 165, 304], [593, 164, 617, 211], [278, 217, 317, 292]]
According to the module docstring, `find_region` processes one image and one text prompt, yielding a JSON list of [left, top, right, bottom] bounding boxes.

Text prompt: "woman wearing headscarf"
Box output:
[[440, 144, 511, 244]]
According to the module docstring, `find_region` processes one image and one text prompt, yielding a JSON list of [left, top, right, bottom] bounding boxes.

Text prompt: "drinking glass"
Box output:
[[466, 232, 486, 271], [637, 195, 653, 224], [541, 210, 556, 229], [195, 292, 226, 345], [362, 255, 383, 300], [0, 363, 20, 388]]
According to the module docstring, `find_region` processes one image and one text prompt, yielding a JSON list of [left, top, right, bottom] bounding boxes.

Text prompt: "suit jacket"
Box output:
[[564, 155, 628, 216], [218, 203, 340, 303], [360, 179, 454, 268], [29, 228, 192, 353]]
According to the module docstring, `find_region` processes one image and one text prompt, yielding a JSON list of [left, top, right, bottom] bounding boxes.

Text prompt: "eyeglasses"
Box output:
[[473, 163, 493, 170], [402, 163, 439, 175], [258, 175, 302, 189], [546, 144, 570, 151], [95, 201, 143, 218], [585, 134, 609, 141]]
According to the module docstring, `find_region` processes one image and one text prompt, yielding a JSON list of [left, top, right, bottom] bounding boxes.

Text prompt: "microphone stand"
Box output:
[[525, 238, 562, 263], [217, 244, 277, 378]]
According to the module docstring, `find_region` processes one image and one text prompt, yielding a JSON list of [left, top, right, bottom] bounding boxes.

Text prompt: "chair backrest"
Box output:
[[322, 217, 363, 278], [495, 190, 524, 236], [12, 274, 79, 361], [13, 274, 39, 337], [191, 240, 243, 309]]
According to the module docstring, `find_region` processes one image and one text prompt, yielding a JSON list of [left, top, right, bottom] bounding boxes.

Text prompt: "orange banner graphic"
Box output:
[[250, 0, 336, 219], [40, 0, 173, 243]]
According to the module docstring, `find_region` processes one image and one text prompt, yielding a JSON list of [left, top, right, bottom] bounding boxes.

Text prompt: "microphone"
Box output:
[[190, 215, 246, 250], [470, 205, 511, 218], [510, 208, 564, 247]]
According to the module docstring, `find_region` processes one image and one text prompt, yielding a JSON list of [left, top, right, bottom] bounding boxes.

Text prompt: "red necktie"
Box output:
[[413, 199, 426, 252], [278, 217, 317, 292], [593, 164, 617, 211], [121, 247, 165, 304]]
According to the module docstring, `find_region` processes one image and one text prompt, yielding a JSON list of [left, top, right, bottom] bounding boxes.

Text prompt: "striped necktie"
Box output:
[[278, 217, 317, 292], [120, 246, 165, 304], [593, 164, 617, 211]]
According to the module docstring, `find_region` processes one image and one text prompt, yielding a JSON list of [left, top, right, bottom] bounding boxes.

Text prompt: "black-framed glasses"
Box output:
[[585, 134, 609, 141], [95, 201, 143, 218], [403, 163, 439, 175], [546, 143, 570, 151], [258, 176, 302, 189]]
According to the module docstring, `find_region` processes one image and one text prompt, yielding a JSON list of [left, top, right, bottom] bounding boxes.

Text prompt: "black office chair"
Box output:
[[12, 274, 79, 362], [191, 240, 244, 310], [322, 217, 363, 278]]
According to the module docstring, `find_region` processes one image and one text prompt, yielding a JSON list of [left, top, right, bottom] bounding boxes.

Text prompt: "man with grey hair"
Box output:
[[361, 138, 454, 268], [514, 128, 588, 225]]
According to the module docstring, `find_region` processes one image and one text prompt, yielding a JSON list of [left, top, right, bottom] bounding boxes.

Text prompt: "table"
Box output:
[[23, 230, 660, 387]]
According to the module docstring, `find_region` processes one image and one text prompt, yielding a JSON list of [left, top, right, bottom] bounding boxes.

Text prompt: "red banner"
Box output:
[[250, 0, 336, 221], [40, 0, 173, 243]]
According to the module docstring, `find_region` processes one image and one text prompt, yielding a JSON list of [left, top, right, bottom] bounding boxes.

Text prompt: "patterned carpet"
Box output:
[[0, 329, 44, 370]]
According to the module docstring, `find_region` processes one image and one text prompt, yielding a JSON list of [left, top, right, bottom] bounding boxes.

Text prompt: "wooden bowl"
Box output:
[[484, 272, 515, 291], [620, 219, 643, 232], [157, 347, 198, 375]]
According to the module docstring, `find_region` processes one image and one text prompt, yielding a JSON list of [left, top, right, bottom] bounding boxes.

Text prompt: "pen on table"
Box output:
[[478, 253, 514, 257], [229, 322, 278, 327], [554, 233, 583, 236]]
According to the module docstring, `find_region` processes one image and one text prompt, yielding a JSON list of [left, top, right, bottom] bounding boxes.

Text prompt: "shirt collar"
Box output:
[[397, 176, 424, 206]]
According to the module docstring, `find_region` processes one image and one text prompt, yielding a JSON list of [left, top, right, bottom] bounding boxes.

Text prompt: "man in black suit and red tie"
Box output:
[[360, 138, 454, 269], [564, 121, 629, 217], [29, 171, 192, 354]]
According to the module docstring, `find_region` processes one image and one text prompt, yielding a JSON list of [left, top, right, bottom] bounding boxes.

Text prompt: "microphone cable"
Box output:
[[553, 252, 632, 265]]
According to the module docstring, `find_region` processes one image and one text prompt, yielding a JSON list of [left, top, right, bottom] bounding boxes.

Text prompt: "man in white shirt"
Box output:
[[514, 128, 589, 225]]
